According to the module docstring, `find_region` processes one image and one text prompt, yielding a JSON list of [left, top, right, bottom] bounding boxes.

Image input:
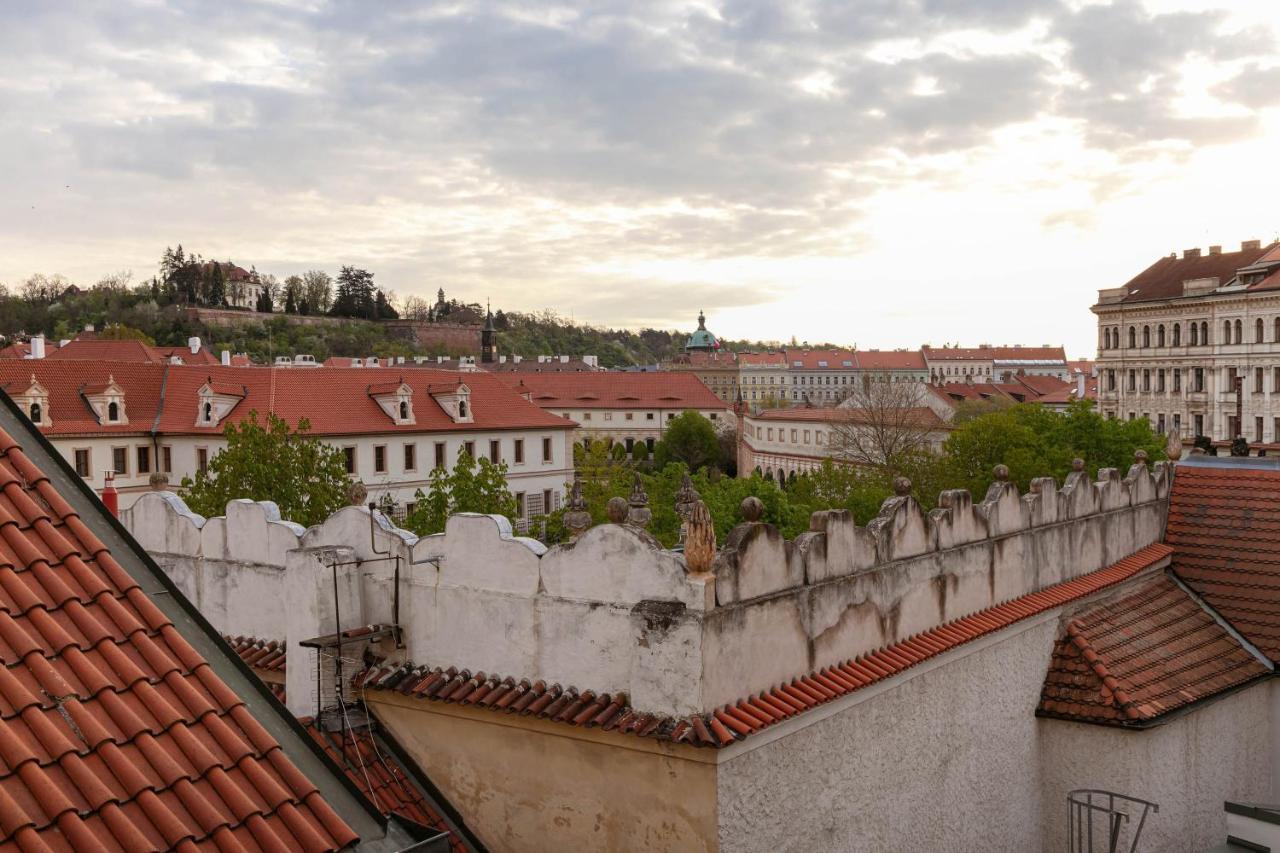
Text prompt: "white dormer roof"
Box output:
[[82, 375, 128, 425], [368, 380, 416, 425], [428, 382, 473, 424], [15, 375, 52, 428], [196, 379, 246, 428]]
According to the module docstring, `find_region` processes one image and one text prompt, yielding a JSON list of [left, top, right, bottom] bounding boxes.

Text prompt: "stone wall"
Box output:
[[123, 459, 1171, 721], [383, 320, 481, 354]]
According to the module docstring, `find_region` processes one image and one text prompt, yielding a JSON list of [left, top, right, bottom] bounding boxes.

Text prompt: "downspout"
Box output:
[[151, 362, 170, 481]]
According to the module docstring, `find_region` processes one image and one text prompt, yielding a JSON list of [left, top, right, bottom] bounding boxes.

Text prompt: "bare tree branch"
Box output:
[[828, 375, 941, 470]]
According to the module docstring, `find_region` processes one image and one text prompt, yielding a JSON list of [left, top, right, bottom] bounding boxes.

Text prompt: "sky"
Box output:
[[1, 1, 1278, 358]]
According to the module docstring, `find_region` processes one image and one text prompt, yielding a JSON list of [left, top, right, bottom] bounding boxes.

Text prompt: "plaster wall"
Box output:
[[1039, 681, 1273, 853], [367, 693, 718, 853], [715, 618, 1058, 853]]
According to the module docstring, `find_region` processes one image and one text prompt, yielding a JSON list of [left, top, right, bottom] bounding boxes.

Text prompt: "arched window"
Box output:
[[1142, 326, 1150, 348], [1190, 323, 1198, 346], [1275, 317, 1280, 343], [1259, 318, 1267, 343], [458, 400, 468, 418], [1172, 323, 1181, 346], [29, 402, 41, 424], [1157, 325, 1165, 347], [1225, 320, 1232, 344], [203, 402, 213, 422], [1235, 319, 1243, 344], [107, 402, 119, 422], [1103, 328, 1112, 349], [1128, 327, 1136, 348], [1201, 321, 1208, 345], [398, 400, 409, 420]]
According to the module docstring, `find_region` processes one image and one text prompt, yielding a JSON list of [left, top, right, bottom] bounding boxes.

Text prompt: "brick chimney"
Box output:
[[1243, 240, 1262, 251], [1183, 248, 1201, 259], [1209, 245, 1222, 256]]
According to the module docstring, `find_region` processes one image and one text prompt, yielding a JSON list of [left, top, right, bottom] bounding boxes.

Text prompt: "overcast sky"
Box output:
[[1, 0, 1277, 357]]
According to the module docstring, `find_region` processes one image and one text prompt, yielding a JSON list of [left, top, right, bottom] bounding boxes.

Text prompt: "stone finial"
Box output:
[[1072, 458, 1085, 472], [1134, 449, 1148, 464], [675, 473, 701, 521], [148, 472, 170, 491], [893, 476, 911, 496], [627, 473, 651, 528], [1165, 430, 1183, 461], [563, 477, 591, 539], [346, 480, 368, 506], [606, 497, 629, 524], [993, 464, 1009, 483], [683, 500, 717, 575], [740, 495, 764, 522], [1231, 436, 1250, 457]]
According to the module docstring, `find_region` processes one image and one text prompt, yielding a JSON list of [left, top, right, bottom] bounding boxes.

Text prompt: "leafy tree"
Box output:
[[401, 452, 517, 535], [653, 411, 722, 471], [302, 270, 333, 313], [283, 275, 304, 314], [610, 442, 629, 461], [284, 287, 298, 314], [179, 411, 350, 527]]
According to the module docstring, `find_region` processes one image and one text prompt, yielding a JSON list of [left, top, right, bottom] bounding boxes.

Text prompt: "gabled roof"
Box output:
[[496, 373, 727, 410], [0, 395, 375, 850], [356, 544, 1172, 749], [1037, 574, 1269, 727], [1166, 461, 1280, 662], [1106, 242, 1278, 304], [0, 363, 164, 436]]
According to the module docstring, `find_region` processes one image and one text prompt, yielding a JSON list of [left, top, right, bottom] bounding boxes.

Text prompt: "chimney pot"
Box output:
[[1209, 245, 1222, 255], [220, 350, 231, 366], [29, 336, 45, 359], [1183, 248, 1201, 259]]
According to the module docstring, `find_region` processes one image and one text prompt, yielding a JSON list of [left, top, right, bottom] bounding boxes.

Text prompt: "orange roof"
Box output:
[[1167, 462, 1280, 661], [751, 406, 949, 429], [736, 352, 787, 367], [1110, 242, 1278, 303], [783, 349, 858, 370], [45, 339, 166, 364], [356, 543, 1173, 748], [0, 362, 572, 437], [1037, 574, 1267, 726], [496, 373, 727, 410], [854, 350, 926, 370], [0, 413, 359, 849]]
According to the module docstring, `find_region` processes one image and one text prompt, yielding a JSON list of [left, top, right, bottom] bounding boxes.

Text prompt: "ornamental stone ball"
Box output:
[[1134, 449, 1148, 463], [606, 497, 629, 524], [148, 472, 170, 491], [993, 464, 1010, 482], [1072, 458, 1085, 472], [346, 480, 368, 506], [893, 476, 911, 496], [740, 496, 764, 522]]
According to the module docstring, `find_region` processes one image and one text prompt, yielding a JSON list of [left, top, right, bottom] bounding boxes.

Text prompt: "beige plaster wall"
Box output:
[[367, 693, 719, 853]]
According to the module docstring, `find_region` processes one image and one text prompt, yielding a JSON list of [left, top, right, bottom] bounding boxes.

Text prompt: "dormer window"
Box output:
[[107, 402, 119, 422], [82, 375, 128, 426], [204, 402, 213, 422], [196, 379, 246, 428], [428, 382, 473, 424], [29, 402, 41, 423], [458, 399, 468, 418], [399, 400, 409, 420], [369, 380, 415, 425], [17, 376, 51, 428]]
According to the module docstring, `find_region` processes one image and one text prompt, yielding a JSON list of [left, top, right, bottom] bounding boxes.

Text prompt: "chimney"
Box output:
[[560, 355, 569, 363], [1076, 371, 1085, 399], [100, 471, 118, 518], [436, 356, 444, 364], [499, 355, 507, 364], [29, 335, 45, 359], [188, 336, 201, 354], [1209, 245, 1222, 256], [221, 350, 231, 366], [1183, 248, 1201, 259], [83, 323, 95, 333], [513, 355, 522, 364], [1243, 239, 1262, 251]]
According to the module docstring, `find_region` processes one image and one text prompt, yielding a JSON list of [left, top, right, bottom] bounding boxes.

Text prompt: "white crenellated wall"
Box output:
[[122, 460, 1172, 720]]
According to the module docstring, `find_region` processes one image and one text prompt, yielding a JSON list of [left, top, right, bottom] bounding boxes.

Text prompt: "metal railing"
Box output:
[[1068, 790, 1158, 853]]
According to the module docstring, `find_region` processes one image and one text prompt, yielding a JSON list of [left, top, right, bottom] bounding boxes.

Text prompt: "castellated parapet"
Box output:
[[123, 460, 1172, 719]]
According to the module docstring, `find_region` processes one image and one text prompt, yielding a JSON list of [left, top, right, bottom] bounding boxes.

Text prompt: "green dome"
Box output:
[[685, 311, 719, 351]]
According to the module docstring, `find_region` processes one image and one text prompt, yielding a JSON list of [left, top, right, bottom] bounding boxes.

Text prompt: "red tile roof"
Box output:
[[496, 372, 728, 411], [0, 362, 573, 438], [302, 721, 470, 853], [782, 349, 858, 370], [356, 543, 1172, 749], [750, 406, 949, 429], [0, 420, 359, 850], [44, 340, 166, 364], [735, 352, 786, 366], [932, 382, 1018, 403], [1036, 574, 1268, 726], [852, 350, 926, 370], [1166, 463, 1280, 661], [1011, 375, 1070, 396], [1109, 242, 1278, 304]]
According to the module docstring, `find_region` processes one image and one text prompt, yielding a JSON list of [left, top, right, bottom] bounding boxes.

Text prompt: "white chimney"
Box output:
[[188, 336, 201, 354], [29, 336, 45, 359], [513, 355, 522, 364], [437, 356, 445, 364], [560, 355, 569, 363], [1076, 371, 1085, 398], [221, 350, 231, 366]]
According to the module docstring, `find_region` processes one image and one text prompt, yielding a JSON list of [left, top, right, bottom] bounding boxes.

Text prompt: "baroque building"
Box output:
[[1093, 239, 1280, 444]]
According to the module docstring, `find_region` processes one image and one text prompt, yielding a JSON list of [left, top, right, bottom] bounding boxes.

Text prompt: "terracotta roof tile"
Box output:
[[356, 543, 1171, 749], [0, 421, 358, 849], [496, 372, 727, 410], [1036, 574, 1269, 726], [1167, 463, 1280, 662], [922, 346, 1066, 362], [1110, 242, 1278, 303]]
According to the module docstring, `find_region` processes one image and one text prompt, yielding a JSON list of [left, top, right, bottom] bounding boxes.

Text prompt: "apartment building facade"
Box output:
[[1093, 239, 1280, 444]]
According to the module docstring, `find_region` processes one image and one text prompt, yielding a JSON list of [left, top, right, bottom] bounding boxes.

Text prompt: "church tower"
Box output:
[[481, 302, 498, 364]]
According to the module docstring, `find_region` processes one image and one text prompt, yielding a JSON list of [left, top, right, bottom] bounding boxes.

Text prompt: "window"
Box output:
[[29, 402, 41, 423], [1103, 328, 1111, 349], [1194, 368, 1204, 392], [489, 440, 500, 463], [1172, 323, 1180, 346], [1275, 317, 1280, 343], [136, 446, 151, 474], [767, 428, 774, 440], [603, 412, 612, 421], [1229, 416, 1239, 439], [1257, 319, 1265, 343], [112, 447, 127, 475], [458, 400, 468, 418], [1156, 369, 1165, 392], [582, 412, 592, 421], [1173, 369, 1181, 392], [162, 446, 172, 473], [514, 439, 524, 464], [464, 440, 475, 459], [1128, 412, 1136, 421], [1194, 414, 1204, 437], [399, 400, 409, 420], [1257, 417, 1265, 443], [791, 429, 798, 442], [515, 492, 526, 518], [197, 448, 209, 474], [1156, 325, 1165, 347], [107, 402, 120, 422], [1142, 326, 1150, 348], [645, 412, 655, 421], [1200, 321, 1208, 345], [1128, 327, 1136, 348], [374, 445, 387, 473], [1235, 319, 1243, 344], [1157, 413, 1165, 433], [625, 412, 633, 421], [1141, 370, 1150, 392], [1225, 320, 1233, 344], [343, 446, 356, 474], [404, 443, 416, 471], [1173, 414, 1181, 435], [1106, 370, 1116, 391], [1274, 367, 1280, 391], [1257, 367, 1265, 394], [542, 437, 552, 462], [1127, 370, 1136, 391], [543, 489, 553, 515], [74, 449, 90, 478], [1190, 323, 1199, 346], [203, 401, 213, 422], [434, 442, 446, 469]]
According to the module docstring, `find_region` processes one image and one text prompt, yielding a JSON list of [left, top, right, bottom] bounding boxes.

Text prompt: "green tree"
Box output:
[[401, 452, 518, 535], [653, 411, 721, 471], [179, 411, 350, 527], [630, 441, 650, 463], [331, 266, 376, 318]]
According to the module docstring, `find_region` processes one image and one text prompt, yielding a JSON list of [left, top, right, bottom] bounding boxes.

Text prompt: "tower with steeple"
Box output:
[[481, 301, 498, 364], [685, 310, 719, 353]]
